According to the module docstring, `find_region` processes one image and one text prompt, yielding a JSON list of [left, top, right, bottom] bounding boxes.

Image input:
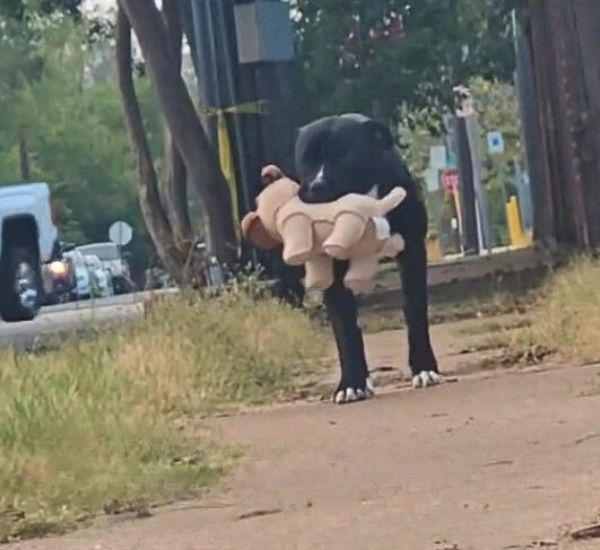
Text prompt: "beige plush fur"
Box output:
[[241, 165, 406, 292]]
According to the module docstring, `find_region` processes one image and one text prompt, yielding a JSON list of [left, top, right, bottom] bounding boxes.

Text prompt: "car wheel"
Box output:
[[0, 247, 43, 322]]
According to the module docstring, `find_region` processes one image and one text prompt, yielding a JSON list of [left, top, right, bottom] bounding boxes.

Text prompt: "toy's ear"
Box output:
[[241, 212, 280, 250], [261, 165, 284, 186], [363, 120, 394, 149]]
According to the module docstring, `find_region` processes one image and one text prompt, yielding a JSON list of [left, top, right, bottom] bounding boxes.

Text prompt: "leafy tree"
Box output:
[[291, 0, 516, 123], [398, 76, 522, 247], [0, 20, 161, 278], [116, 0, 238, 281]]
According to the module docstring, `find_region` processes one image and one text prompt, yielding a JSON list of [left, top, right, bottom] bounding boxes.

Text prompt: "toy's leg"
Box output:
[[304, 257, 334, 291], [322, 214, 366, 260], [378, 234, 405, 259], [344, 256, 378, 293], [281, 215, 314, 265]]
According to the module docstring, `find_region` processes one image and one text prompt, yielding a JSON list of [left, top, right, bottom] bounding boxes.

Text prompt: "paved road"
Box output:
[[0, 291, 166, 350], [10, 362, 600, 550]]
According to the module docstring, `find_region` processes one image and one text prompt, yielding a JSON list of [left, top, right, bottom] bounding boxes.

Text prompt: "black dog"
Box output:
[[295, 113, 440, 403]]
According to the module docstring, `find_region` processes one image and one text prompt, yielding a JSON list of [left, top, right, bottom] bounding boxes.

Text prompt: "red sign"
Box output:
[[442, 169, 460, 194]]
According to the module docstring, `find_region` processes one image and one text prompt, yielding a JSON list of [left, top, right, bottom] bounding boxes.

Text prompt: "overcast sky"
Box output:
[[82, 0, 113, 14], [83, 0, 164, 13]]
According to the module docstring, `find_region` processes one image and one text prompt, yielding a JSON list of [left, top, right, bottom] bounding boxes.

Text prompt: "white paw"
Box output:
[[412, 371, 442, 389], [334, 378, 375, 404]]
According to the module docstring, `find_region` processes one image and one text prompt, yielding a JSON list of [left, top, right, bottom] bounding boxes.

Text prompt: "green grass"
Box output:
[[510, 257, 600, 364], [0, 291, 328, 542]]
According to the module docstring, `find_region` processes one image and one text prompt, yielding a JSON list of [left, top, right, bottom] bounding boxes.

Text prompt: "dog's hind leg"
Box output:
[[323, 261, 374, 404]]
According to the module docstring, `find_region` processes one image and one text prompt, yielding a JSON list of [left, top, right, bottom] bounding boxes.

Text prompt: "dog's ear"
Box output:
[[295, 116, 336, 178], [241, 212, 280, 251], [363, 120, 394, 150]]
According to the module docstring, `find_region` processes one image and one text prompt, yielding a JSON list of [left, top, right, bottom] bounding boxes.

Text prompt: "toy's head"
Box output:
[[241, 165, 300, 250]]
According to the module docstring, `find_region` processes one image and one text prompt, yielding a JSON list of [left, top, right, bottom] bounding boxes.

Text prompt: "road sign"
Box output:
[[109, 221, 133, 246], [441, 169, 460, 194], [424, 167, 440, 193], [429, 145, 447, 170], [487, 131, 505, 155]]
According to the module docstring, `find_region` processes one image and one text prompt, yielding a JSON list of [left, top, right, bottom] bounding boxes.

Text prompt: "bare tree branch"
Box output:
[[161, 0, 193, 253], [118, 0, 237, 265], [115, 6, 185, 280]]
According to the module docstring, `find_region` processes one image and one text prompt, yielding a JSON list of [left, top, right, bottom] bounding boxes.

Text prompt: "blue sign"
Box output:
[[487, 131, 505, 155]]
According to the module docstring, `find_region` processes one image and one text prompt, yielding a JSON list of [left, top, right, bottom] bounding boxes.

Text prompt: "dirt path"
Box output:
[[12, 358, 600, 550]]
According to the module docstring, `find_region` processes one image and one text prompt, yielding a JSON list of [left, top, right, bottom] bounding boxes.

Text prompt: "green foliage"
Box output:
[[292, 0, 517, 123], [511, 257, 600, 365], [397, 76, 522, 248], [0, 18, 163, 274], [471, 77, 522, 246], [0, 0, 82, 19]]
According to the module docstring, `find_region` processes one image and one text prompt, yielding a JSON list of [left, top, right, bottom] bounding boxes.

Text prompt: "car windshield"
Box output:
[[76, 244, 120, 261]]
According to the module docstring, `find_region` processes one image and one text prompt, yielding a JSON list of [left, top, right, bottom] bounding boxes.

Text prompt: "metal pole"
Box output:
[[465, 113, 492, 252], [191, 0, 258, 264], [455, 115, 479, 255], [213, 0, 254, 221], [189, 0, 220, 253], [190, 0, 219, 143]]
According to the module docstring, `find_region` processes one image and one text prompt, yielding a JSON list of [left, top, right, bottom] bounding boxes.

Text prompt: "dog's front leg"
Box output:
[[398, 237, 441, 389], [323, 261, 373, 404]]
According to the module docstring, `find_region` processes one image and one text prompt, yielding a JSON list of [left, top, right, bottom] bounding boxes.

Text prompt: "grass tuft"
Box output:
[[0, 290, 327, 541], [510, 257, 600, 364]]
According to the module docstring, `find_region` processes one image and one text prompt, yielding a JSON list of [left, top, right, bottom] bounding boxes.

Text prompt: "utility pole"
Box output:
[[190, 0, 304, 301], [454, 86, 492, 255]]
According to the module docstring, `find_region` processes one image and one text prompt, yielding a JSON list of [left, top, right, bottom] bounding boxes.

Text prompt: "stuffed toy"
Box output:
[[241, 165, 406, 292]]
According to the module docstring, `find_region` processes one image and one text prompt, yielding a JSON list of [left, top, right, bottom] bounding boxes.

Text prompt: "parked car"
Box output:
[[75, 242, 135, 295], [83, 254, 112, 298], [0, 183, 58, 321], [63, 250, 92, 301]]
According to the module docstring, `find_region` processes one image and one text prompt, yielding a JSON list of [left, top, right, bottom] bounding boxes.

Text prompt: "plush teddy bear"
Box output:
[[241, 165, 406, 292]]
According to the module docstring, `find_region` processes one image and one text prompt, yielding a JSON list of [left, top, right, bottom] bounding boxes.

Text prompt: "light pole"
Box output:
[[454, 85, 492, 253]]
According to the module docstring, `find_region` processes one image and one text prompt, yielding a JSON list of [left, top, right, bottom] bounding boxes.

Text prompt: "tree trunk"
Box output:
[[118, 0, 238, 265], [161, 0, 193, 253], [19, 135, 31, 181], [180, 0, 201, 79], [526, 0, 600, 250], [115, 7, 185, 280]]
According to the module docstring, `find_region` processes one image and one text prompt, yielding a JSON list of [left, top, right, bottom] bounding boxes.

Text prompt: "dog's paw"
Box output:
[[334, 377, 375, 405], [412, 371, 442, 389]]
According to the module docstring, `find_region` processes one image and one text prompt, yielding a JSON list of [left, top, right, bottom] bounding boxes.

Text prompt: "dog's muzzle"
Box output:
[[300, 172, 340, 203]]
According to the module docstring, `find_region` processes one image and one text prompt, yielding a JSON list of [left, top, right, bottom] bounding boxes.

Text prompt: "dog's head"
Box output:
[[295, 115, 395, 204]]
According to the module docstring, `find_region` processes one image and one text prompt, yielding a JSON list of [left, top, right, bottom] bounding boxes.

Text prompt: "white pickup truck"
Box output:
[[0, 183, 58, 322]]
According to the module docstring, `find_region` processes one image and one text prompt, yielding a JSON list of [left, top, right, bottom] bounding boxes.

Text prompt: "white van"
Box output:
[[0, 183, 58, 321]]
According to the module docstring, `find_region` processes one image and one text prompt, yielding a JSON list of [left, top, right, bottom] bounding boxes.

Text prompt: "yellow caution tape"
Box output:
[[201, 101, 267, 247]]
